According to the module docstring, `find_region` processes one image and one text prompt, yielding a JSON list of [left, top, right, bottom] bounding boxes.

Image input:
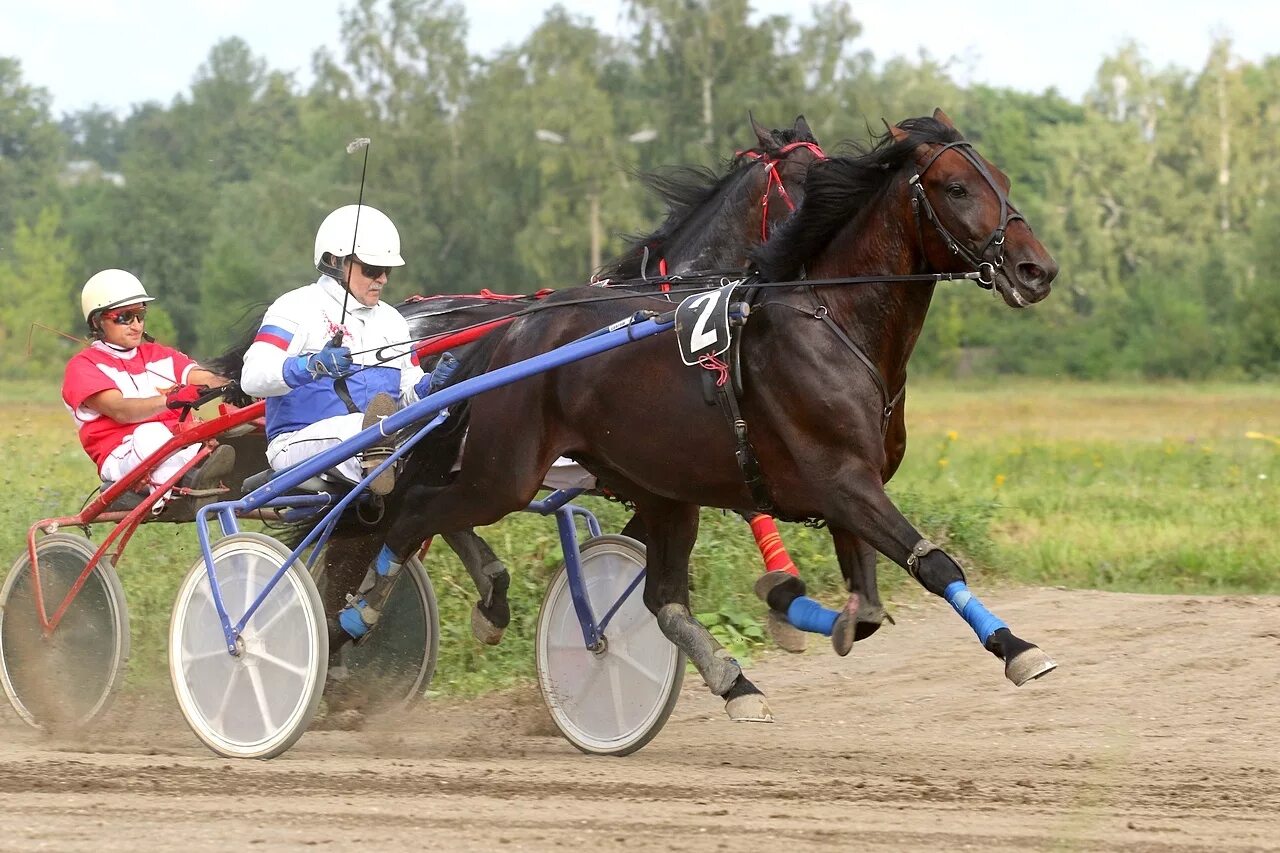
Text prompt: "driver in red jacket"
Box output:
[[62, 269, 233, 494]]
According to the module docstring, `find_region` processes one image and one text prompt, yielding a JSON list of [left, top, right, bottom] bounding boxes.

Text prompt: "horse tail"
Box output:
[[203, 303, 270, 407]]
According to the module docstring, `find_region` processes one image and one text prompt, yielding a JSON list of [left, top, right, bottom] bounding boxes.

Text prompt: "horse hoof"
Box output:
[[766, 610, 807, 653], [753, 570, 796, 604], [1005, 645, 1057, 686], [831, 609, 855, 656], [471, 604, 505, 645], [726, 693, 774, 723]]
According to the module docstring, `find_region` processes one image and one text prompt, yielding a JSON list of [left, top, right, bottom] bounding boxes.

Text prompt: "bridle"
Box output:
[[634, 139, 827, 288], [739, 141, 827, 242], [907, 141, 1024, 289]]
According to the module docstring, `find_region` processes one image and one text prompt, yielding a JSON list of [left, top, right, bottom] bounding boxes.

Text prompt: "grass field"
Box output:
[[2, 378, 1277, 694]]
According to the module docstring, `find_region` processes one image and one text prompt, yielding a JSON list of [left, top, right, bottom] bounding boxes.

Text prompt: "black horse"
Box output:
[[374, 110, 1059, 721]]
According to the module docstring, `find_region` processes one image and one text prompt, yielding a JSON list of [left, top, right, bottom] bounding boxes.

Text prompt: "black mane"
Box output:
[[599, 124, 819, 279], [751, 117, 963, 282]]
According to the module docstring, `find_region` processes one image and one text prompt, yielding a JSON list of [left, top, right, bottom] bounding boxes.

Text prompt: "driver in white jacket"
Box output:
[[240, 204, 431, 496]]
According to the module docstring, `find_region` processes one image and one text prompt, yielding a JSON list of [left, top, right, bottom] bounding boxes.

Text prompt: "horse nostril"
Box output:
[[1016, 261, 1046, 289]]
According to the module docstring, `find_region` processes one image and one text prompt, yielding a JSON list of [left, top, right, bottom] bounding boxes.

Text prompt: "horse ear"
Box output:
[[888, 122, 910, 144], [793, 115, 814, 141], [932, 107, 957, 129], [749, 111, 774, 147]]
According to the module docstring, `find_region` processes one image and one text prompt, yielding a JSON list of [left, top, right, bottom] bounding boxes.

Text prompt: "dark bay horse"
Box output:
[[322, 116, 843, 650], [376, 109, 1059, 721]]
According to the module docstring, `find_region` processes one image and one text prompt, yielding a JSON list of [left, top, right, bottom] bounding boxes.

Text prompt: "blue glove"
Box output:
[[414, 351, 460, 399], [282, 344, 353, 388]]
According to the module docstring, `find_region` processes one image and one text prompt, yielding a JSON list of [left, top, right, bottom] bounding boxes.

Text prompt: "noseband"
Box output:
[[907, 141, 1024, 288]]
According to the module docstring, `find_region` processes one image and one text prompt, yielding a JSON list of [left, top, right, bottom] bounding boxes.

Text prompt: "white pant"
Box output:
[[543, 457, 597, 491], [100, 421, 200, 488], [266, 412, 368, 485]]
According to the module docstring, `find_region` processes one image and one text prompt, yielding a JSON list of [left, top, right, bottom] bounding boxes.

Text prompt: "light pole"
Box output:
[[534, 127, 658, 271]]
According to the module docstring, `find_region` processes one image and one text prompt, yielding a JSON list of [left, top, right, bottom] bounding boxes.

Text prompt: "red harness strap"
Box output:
[[413, 316, 517, 363], [403, 288, 555, 304]]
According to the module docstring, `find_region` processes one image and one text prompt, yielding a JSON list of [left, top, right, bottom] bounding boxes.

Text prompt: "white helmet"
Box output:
[[313, 204, 405, 270], [81, 269, 155, 323]]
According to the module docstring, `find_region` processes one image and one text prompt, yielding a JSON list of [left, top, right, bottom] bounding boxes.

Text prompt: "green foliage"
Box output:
[[1, 11, 1276, 378], [0, 206, 80, 379]]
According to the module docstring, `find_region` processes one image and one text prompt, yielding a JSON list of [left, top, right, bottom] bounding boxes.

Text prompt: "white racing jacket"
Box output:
[[241, 275, 426, 441]]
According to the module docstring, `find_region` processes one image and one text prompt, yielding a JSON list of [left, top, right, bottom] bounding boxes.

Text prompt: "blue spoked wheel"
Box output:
[[168, 532, 327, 759], [535, 535, 684, 756]]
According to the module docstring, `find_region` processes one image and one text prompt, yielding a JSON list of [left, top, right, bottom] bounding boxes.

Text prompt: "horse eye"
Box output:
[[946, 183, 967, 199]]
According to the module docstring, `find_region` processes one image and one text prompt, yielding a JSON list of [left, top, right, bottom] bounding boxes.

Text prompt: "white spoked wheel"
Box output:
[[0, 534, 129, 731], [535, 534, 684, 756], [169, 532, 327, 759], [313, 555, 439, 715]]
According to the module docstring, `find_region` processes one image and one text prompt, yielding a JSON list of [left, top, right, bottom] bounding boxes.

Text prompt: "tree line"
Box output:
[[3, 0, 1279, 380]]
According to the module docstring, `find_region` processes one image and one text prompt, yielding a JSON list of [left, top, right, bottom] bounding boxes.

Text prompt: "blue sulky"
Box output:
[[191, 307, 686, 657]]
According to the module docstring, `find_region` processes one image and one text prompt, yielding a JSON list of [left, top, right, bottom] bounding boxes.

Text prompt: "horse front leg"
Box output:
[[828, 525, 894, 655], [637, 497, 773, 722], [830, 471, 1056, 686]]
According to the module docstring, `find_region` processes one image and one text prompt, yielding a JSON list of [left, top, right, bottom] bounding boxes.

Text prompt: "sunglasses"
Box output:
[[103, 306, 148, 325], [354, 260, 391, 280]]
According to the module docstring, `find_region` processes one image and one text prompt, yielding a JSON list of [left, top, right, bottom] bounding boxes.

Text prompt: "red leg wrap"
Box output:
[[749, 514, 798, 576]]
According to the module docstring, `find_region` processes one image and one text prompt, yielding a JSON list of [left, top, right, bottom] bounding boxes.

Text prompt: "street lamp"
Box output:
[[534, 127, 659, 271]]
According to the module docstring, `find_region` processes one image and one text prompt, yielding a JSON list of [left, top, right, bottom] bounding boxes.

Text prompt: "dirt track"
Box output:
[[2, 587, 1278, 852]]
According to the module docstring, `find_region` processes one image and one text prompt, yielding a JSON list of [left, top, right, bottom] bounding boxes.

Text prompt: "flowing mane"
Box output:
[[601, 124, 820, 279], [752, 117, 963, 282]]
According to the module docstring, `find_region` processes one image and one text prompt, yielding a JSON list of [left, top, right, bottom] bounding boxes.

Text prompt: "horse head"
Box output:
[[755, 109, 1057, 310], [603, 113, 825, 278], [891, 108, 1057, 307]]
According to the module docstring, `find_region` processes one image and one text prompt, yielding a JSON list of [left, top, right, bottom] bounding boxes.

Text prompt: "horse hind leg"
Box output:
[[442, 529, 510, 645], [636, 497, 773, 722]]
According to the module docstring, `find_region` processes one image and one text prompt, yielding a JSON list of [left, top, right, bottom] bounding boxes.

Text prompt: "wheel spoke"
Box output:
[[254, 648, 311, 678], [184, 647, 236, 665], [606, 658, 629, 732], [605, 647, 666, 687], [249, 591, 296, 637], [207, 664, 242, 732], [244, 661, 278, 734]]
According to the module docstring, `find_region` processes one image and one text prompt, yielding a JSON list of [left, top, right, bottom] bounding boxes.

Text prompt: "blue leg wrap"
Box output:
[[786, 596, 839, 636], [943, 581, 1007, 645], [375, 544, 396, 577], [338, 599, 372, 639]]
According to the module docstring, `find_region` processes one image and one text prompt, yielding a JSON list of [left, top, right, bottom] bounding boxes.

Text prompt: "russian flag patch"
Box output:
[[254, 324, 293, 350]]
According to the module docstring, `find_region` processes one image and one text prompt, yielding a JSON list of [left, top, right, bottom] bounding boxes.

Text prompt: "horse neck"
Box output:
[[806, 184, 937, 388]]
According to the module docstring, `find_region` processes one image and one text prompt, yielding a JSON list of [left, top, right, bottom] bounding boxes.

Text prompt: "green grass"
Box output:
[[2, 378, 1277, 695]]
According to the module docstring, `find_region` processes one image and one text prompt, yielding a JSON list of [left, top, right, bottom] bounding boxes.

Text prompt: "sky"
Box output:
[[6, 0, 1277, 117]]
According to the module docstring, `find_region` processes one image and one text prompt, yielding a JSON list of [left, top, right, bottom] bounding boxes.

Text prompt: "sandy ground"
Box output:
[[2, 587, 1278, 852]]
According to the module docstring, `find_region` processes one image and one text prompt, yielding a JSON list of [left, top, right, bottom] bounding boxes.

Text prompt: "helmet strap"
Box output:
[[318, 252, 347, 283]]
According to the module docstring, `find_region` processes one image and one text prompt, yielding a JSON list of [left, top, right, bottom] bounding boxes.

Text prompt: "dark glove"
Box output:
[[414, 351, 460, 399], [165, 384, 203, 410], [283, 345, 353, 388]]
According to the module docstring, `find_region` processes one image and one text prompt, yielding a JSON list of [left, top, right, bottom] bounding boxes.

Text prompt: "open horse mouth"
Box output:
[[994, 259, 1055, 309]]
